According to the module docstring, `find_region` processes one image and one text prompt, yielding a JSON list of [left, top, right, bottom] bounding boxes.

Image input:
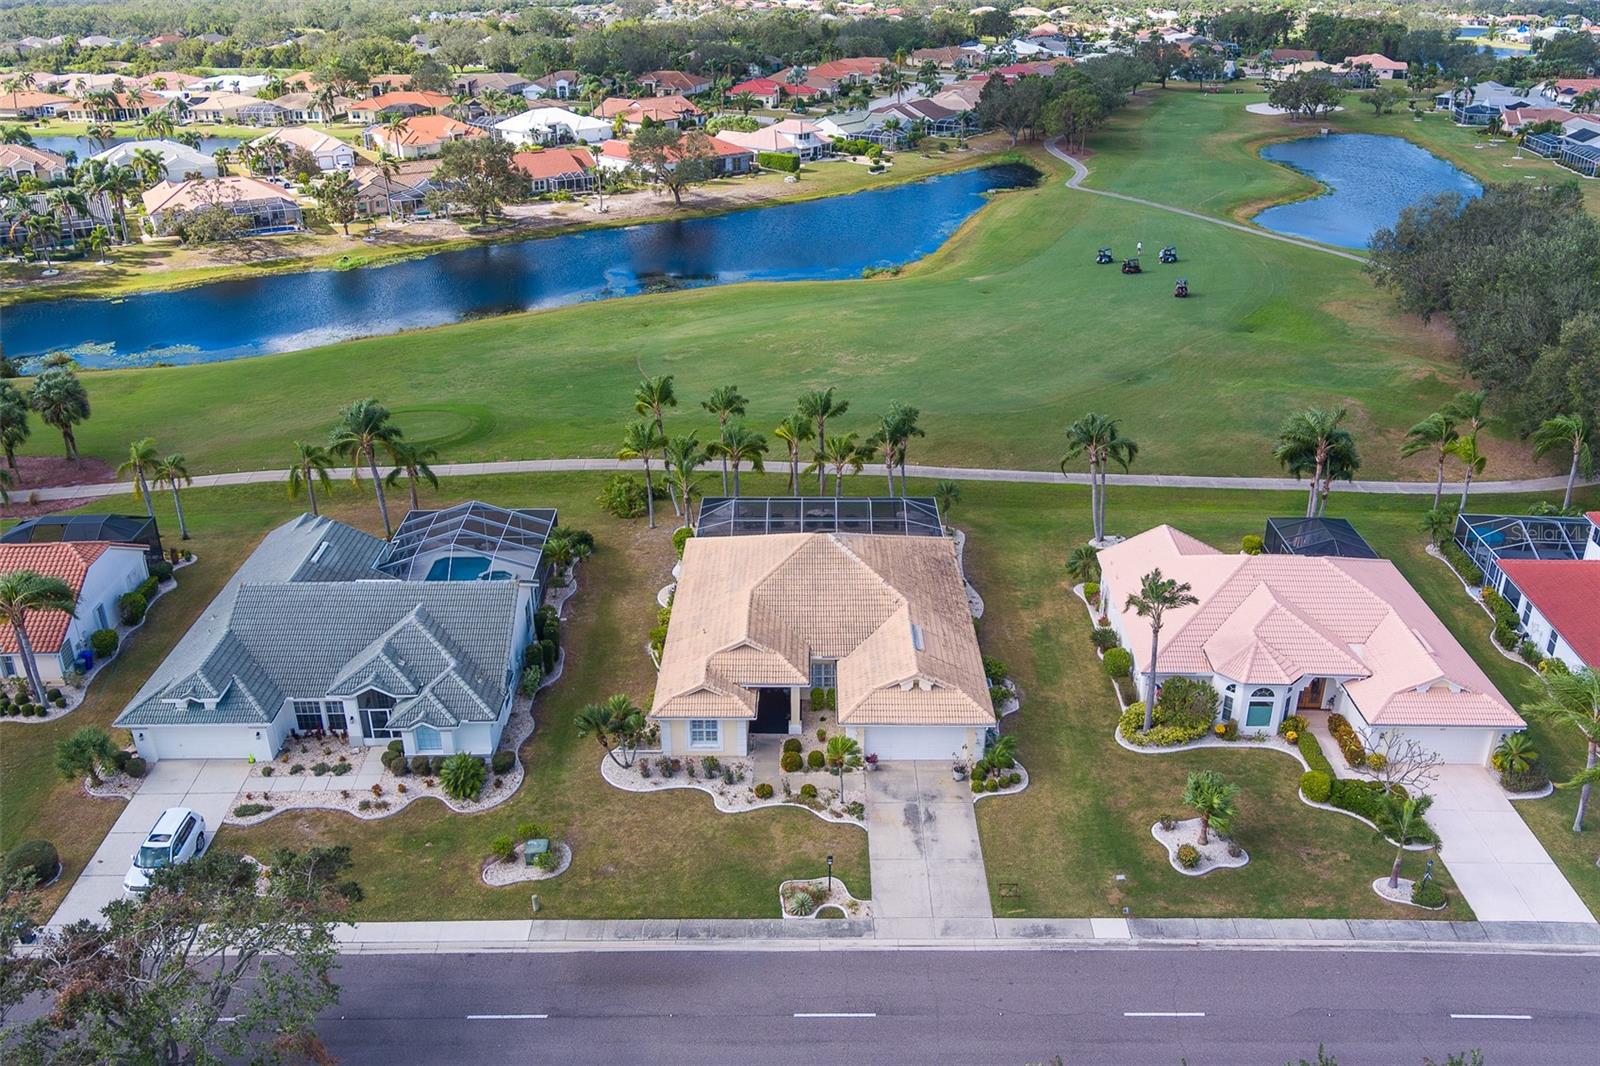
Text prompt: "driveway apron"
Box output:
[[865, 761, 994, 938]]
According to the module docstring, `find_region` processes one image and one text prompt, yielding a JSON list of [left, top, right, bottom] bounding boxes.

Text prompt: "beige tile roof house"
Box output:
[[1098, 526, 1523, 764], [651, 532, 993, 760]]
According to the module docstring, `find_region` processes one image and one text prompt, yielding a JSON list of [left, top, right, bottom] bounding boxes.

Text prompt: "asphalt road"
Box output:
[[308, 948, 1598, 1065]]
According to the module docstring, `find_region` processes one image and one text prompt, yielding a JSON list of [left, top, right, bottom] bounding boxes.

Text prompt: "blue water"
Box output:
[[28, 134, 244, 160], [1252, 134, 1481, 248], [3, 163, 1037, 364], [425, 556, 491, 581]]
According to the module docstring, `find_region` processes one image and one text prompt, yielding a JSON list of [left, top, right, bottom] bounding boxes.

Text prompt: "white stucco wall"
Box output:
[[1342, 701, 1504, 766], [659, 717, 749, 758]]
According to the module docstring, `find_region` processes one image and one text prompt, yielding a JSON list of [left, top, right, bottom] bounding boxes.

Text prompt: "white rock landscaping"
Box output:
[[601, 752, 865, 827], [779, 875, 870, 919], [1151, 817, 1249, 876], [483, 841, 572, 887], [1371, 876, 1446, 910]]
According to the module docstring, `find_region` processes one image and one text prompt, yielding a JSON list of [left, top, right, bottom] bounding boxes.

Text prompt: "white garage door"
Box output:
[[143, 727, 258, 762], [863, 727, 971, 762], [1384, 727, 1497, 765]]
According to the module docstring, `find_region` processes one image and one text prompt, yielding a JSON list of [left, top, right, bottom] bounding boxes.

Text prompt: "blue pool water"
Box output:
[[1252, 134, 1481, 249], [29, 134, 245, 160], [424, 556, 491, 581], [3, 162, 1038, 365]]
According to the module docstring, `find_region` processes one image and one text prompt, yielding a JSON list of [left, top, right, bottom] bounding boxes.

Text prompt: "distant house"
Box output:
[[512, 147, 597, 193], [347, 91, 454, 124], [815, 110, 902, 146], [62, 90, 167, 123], [714, 119, 832, 160], [870, 98, 967, 136], [0, 542, 150, 684], [1342, 53, 1407, 80], [726, 77, 822, 109], [250, 127, 356, 171], [775, 57, 887, 95], [187, 91, 284, 125], [1269, 47, 1319, 63], [191, 73, 273, 95], [639, 70, 712, 97], [0, 143, 68, 181], [0, 90, 73, 119], [910, 45, 984, 70], [1544, 77, 1600, 107], [930, 78, 987, 113], [524, 70, 580, 101], [364, 113, 483, 159], [367, 73, 415, 96], [350, 158, 439, 217], [272, 91, 351, 124], [91, 139, 219, 180], [136, 70, 205, 93], [142, 176, 304, 236], [595, 135, 754, 175], [494, 106, 611, 147], [454, 71, 530, 97], [1500, 106, 1572, 132], [592, 95, 704, 130]]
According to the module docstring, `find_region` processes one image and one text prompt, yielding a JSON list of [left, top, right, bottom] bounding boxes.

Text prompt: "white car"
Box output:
[[124, 807, 206, 893]]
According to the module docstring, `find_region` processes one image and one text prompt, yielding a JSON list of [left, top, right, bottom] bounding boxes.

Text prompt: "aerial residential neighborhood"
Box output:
[[0, 0, 1598, 1063]]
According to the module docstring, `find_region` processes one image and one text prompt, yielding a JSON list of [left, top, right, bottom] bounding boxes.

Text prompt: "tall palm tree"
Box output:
[[384, 441, 440, 510], [810, 432, 867, 496], [708, 422, 767, 498], [1182, 769, 1239, 846], [116, 437, 161, 521], [23, 212, 59, 267], [874, 401, 923, 496], [797, 387, 848, 494], [286, 440, 335, 517], [772, 414, 814, 496], [1530, 414, 1592, 511], [1124, 568, 1199, 731], [153, 453, 192, 539], [376, 151, 401, 220], [1443, 388, 1494, 439], [634, 375, 681, 513], [382, 112, 411, 156], [1061, 413, 1138, 544], [328, 398, 403, 537], [44, 186, 86, 240], [0, 382, 30, 472], [131, 146, 168, 187], [618, 419, 666, 529], [663, 433, 706, 524], [700, 384, 747, 493], [1400, 411, 1458, 510], [1273, 406, 1358, 518], [1447, 434, 1487, 511], [0, 570, 77, 704], [1419, 505, 1456, 547], [28, 369, 89, 460], [1374, 792, 1435, 889], [1522, 668, 1600, 832]]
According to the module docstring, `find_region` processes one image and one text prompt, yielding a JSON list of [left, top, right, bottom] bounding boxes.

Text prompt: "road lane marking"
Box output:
[[794, 1012, 876, 1018], [1450, 1014, 1531, 1021], [466, 1014, 549, 1020], [1123, 1012, 1205, 1018]]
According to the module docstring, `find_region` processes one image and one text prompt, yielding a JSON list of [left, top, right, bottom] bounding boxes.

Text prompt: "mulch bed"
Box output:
[[1, 456, 117, 517]]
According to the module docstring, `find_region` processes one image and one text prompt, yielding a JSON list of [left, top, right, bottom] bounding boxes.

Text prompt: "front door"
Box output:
[[752, 688, 790, 734], [1297, 678, 1325, 710]]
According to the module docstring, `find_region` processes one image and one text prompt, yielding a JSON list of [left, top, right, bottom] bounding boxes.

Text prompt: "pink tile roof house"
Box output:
[[1098, 526, 1522, 747]]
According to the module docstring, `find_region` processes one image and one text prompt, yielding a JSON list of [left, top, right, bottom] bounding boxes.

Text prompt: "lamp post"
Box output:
[[826, 854, 834, 896]]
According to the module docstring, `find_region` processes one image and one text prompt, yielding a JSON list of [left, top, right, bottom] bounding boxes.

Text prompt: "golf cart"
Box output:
[[1121, 257, 1141, 274], [1174, 277, 1189, 298], [1159, 245, 1178, 264], [1096, 247, 1113, 264]]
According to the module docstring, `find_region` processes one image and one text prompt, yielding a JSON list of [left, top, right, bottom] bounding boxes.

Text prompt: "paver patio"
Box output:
[[865, 761, 993, 938]]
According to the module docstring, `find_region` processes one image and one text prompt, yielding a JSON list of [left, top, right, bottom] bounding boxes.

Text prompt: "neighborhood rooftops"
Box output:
[[0, 542, 146, 654], [140, 175, 295, 216], [1497, 559, 1600, 667]]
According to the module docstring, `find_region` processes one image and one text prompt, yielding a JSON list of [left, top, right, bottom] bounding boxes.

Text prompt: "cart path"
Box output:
[[17, 458, 1581, 502], [1044, 138, 1370, 264]]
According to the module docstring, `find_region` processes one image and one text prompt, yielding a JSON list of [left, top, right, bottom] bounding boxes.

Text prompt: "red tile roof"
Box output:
[[1499, 559, 1600, 667], [0, 542, 112, 654], [511, 147, 594, 179]]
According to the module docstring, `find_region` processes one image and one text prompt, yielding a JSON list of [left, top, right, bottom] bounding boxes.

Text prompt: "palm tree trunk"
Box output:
[[884, 461, 894, 494], [789, 449, 799, 495], [11, 620, 46, 704], [137, 472, 155, 520], [367, 448, 393, 537], [1388, 844, 1404, 889], [732, 463, 741, 498], [1143, 629, 1159, 732], [1575, 741, 1596, 832], [834, 469, 843, 497], [816, 419, 827, 493], [1199, 811, 1210, 846], [642, 459, 656, 529], [1433, 455, 1445, 510], [62, 427, 77, 460], [169, 484, 189, 539], [1305, 464, 1321, 518], [1564, 449, 1579, 510], [898, 457, 909, 497], [408, 473, 420, 510], [1459, 469, 1473, 511], [1097, 464, 1108, 543], [719, 456, 728, 495]]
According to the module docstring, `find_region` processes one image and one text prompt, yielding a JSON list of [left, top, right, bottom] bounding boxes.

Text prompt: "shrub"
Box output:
[[1240, 534, 1264, 555], [784, 886, 818, 916], [386, 739, 404, 754], [331, 762, 351, 776], [982, 656, 1008, 683], [357, 799, 372, 811], [380, 749, 400, 769], [233, 803, 271, 817], [806, 749, 826, 770], [3, 839, 59, 885], [430, 755, 448, 775], [984, 778, 999, 792], [540, 638, 558, 673], [289, 763, 305, 775], [439, 753, 487, 801], [1227, 841, 1243, 858], [124, 756, 146, 778], [1081, 581, 1100, 604], [809, 687, 836, 711], [89, 628, 119, 658], [1279, 715, 1308, 737], [989, 684, 1010, 707], [798, 783, 819, 800], [390, 757, 408, 777], [1501, 765, 1550, 793], [754, 782, 774, 799], [514, 820, 548, 842], [410, 755, 431, 775], [259, 765, 274, 777], [777, 750, 801, 773], [1090, 627, 1121, 651], [149, 559, 174, 581], [701, 755, 721, 776], [136, 576, 159, 601], [117, 591, 147, 626], [1102, 647, 1133, 679], [649, 624, 669, 656], [1215, 719, 1238, 741], [971, 777, 985, 794], [1440, 541, 1482, 586], [491, 750, 515, 775], [489, 835, 516, 863], [1300, 770, 1332, 803], [1007, 772, 1022, 786], [1328, 779, 1386, 820], [1411, 878, 1447, 908], [672, 526, 694, 558], [757, 150, 800, 172], [1298, 731, 1333, 776], [1517, 640, 1543, 666], [782, 737, 802, 753], [519, 662, 543, 697], [1176, 843, 1201, 868], [596, 473, 648, 518]]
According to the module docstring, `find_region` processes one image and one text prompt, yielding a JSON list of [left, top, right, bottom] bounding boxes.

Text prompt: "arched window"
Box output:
[[1245, 688, 1276, 728], [1251, 687, 1275, 698]]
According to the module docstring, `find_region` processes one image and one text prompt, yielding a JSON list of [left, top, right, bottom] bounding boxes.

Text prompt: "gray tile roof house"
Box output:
[[116, 511, 538, 763]]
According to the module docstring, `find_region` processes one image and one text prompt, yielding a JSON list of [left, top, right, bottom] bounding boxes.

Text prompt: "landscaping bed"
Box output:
[[601, 752, 866, 827], [1151, 817, 1249, 876], [779, 875, 871, 919]]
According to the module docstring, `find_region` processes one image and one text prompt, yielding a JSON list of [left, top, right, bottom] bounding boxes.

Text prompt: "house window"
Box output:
[[293, 700, 324, 732], [414, 725, 442, 752], [357, 690, 397, 740], [809, 660, 837, 690], [688, 719, 720, 748], [1521, 602, 1532, 625], [1220, 696, 1233, 722], [1547, 630, 1559, 655], [324, 701, 348, 732], [0, 655, 15, 677], [95, 603, 109, 630], [1245, 687, 1275, 728]]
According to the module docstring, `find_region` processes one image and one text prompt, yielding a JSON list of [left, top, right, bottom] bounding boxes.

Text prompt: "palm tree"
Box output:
[[1125, 569, 1199, 731], [137, 110, 174, 141], [797, 387, 848, 494], [23, 212, 59, 267], [44, 186, 86, 240], [0, 570, 77, 704], [1182, 770, 1239, 846], [1522, 668, 1600, 832], [634, 375, 679, 513], [701, 384, 748, 493], [1374, 791, 1435, 889], [1443, 388, 1494, 439], [1066, 543, 1100, 584], [152, 453, 192, 539], [878, 64, 911, 104], [573, 693, 647, 768], [314, 85, 343, 123], [873, 401, 923, 496], [708, 422, 767, 497], [808, 433, 866, 496], [131, 146, 168, 187], [1273, 406, 1359, 518], [1419, 504, 1457, 547], [731, 91, 757, 115], [385, 441, 440, 510], [825, 733, 863, 800], [772, 414, 814, 495], [376, 151, 402, 220], [618, 420, 666, 528], [0, 382, 30, 472], [1400, 411, 1458, 510], [1447, 434, 1487, 511], [1531, 414, 1592, 511], [933, 479, 960, 526], [663, 433, 707, 523], [83, 224, 111, 262], [1061, 413, 1138, 544], [116, 437, 161, 521], [1492, 732, 1539, 777], [382, 112, 411, 156], [286, 440, 335, 517], [328, 398, 403, 537], [28, 369, 89, 460]]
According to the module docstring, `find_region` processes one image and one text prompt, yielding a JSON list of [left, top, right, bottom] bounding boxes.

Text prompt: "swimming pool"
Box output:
[[424, 556, 491, 581]]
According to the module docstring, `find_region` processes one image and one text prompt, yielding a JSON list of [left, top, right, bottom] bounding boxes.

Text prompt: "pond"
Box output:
[[30, 134, 245, 160], [1252, 134, 1481, 249], [3, 162, 1038, 366]]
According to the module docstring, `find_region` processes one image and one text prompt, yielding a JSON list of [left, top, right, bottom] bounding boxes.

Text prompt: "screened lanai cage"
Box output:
[[694, 497, 944, 538], [1453, 512, 1591, 590], [374, 501, 558, 586], [1262, 517, 1379, 559]]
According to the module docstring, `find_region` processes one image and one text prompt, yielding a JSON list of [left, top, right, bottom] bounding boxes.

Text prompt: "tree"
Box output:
[[1530, 414, 1592, 511], [708, 421, 766, 498], [1061, 413, 1138, 544], [1357, 730, 1444, 794], [434, 135, 525, 224], [54, 726, 120, 787], [1373, 791, 1436, 889], [14, 847, 354, 1065], [1522, 668, 1600, 832], [1400, 411, 1458, 510], [1447, 433, 1487, 511], [825, 733, 863, 799], [1419, 504, 1458, 547], [0, 382, 28, 472], [1135, 41, 1185, 89], [83, 224, 111, 263], [1267, 71, 1346, 119], [116, 437, 161, 521], [1367, 83, 1406, 115], [618, 420, 666, 528], [701, 384, 748, 493], [873, 400, 923, 496], [811, 432, 867, 496], [1181, 769, 1239, 846], [634, 375, 680, 514], [772, 414, 814, 496], [384, 440, 440, 510], [1273, 407, 1359, 518], [574, 694, 647, 768], [1066, 543, 1100, 584], [28, 368, 90, 460], [1124, 569, 1199, 731], [933, 479, 961, 525], [153, 453, 193, 540], [309, 173, 357, 236], [629, 125, 718, 207], [287, 440, 335, 517], [328, 398, 403, 537], [663, 433, 707, 522], [878, 64, 910, 104], [797, 387, 848, 494], [0, 570, 77, 704]]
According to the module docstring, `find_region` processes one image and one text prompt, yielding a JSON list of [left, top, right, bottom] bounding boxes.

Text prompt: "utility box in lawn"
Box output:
[[524, 838, 549, 866]]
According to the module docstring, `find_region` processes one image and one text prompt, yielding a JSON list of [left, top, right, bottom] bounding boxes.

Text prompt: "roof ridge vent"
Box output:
[[910, 621, 924, 651]]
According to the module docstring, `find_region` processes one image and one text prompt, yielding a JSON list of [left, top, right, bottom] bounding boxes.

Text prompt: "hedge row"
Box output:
[[757, 151, 800, 173]]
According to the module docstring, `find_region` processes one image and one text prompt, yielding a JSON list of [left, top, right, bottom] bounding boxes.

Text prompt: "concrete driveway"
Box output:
[[1425, 765, 1594, 924], [864, 761, 994, 939]]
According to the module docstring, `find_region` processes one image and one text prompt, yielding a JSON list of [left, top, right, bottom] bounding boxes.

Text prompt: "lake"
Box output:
[[3, 162, 1038, 366], [30, 134, 245, 160], [1252, 134, 1481, 249]]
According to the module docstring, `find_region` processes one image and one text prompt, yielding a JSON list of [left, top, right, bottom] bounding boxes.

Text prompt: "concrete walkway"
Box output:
[[1423, 765, 1595, 924], [863, 762, 993, 939], [23, 457, 1584, 503], [1042, 137, 1369, 264]]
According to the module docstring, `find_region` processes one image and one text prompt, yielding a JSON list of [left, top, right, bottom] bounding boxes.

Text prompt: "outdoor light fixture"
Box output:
[[827, 854, 834, 895]]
